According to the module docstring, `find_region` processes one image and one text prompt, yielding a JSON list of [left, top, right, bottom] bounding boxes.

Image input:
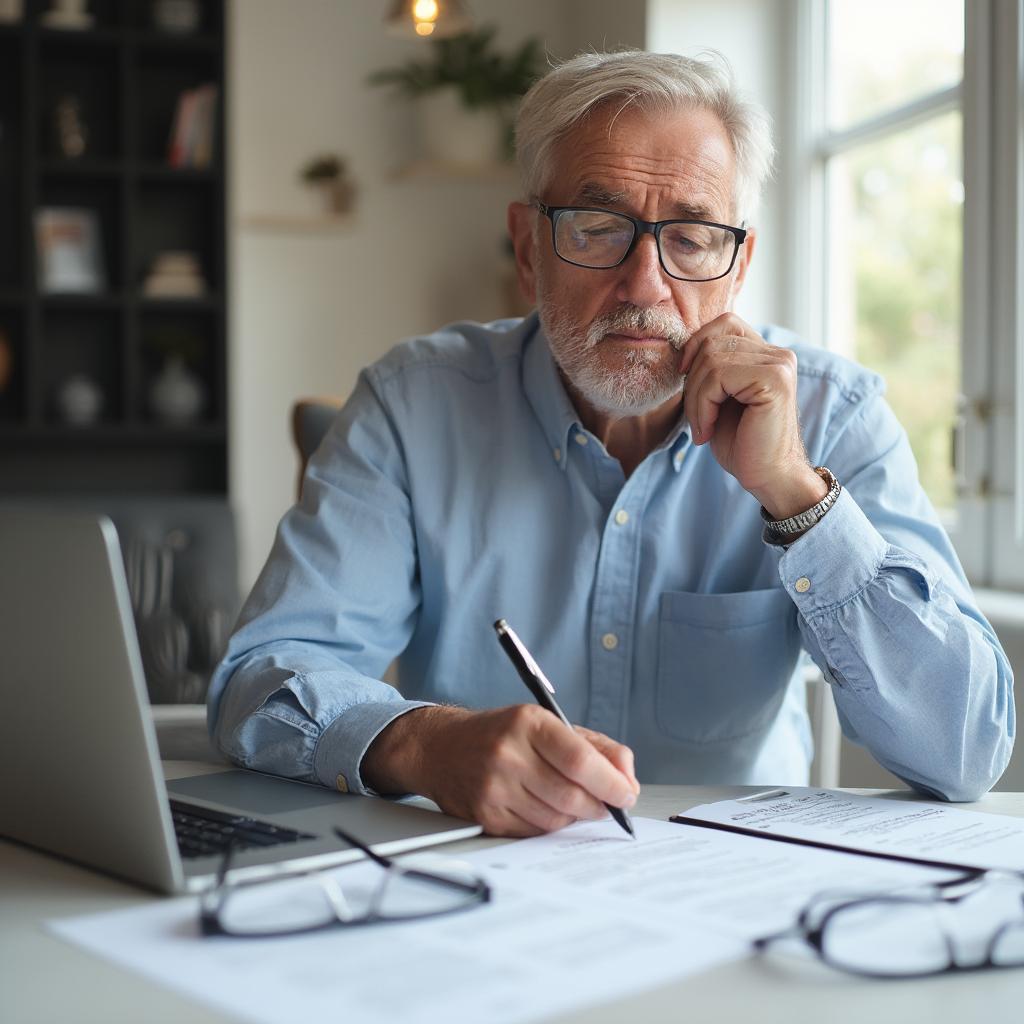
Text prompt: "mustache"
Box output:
[[586, 305, 692, 350]]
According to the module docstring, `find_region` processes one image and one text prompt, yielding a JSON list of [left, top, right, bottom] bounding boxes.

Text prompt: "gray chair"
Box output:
[[291, 395, 343, 499]]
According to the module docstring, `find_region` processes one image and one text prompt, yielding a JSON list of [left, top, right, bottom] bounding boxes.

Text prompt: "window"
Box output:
[[793, 0, 1024, 588], [825, 1, 963, 517]]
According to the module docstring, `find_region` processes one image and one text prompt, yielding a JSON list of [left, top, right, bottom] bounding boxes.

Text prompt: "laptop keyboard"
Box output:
[[169, 799, 317, 860]]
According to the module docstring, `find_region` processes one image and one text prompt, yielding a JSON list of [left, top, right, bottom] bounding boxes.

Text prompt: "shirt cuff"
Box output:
[[312, 700, 435, 796], [774, 487, 888, 616]]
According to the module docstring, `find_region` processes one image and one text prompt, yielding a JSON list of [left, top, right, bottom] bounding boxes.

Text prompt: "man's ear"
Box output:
[[725, 226, 756, 309], [507, 202, 538, 306]]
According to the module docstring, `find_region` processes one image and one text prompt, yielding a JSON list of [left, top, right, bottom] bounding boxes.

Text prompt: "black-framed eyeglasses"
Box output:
[[753, 869, 1024, 978], [199, 827, 491, 939], [535, 202, 747, 283]]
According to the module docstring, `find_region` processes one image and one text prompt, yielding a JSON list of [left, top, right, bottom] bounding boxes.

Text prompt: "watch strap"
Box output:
[[761, 467, 841, 543]]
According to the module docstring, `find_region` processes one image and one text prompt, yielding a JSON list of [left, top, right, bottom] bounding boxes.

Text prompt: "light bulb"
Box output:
[[413, 0, 439, 19]]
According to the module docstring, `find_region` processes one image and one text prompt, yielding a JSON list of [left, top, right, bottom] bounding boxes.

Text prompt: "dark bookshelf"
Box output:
[[0, 0, 227, 495]]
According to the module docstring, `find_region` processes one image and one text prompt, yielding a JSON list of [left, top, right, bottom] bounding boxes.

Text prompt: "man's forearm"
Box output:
[[361, 704, 467, 796]]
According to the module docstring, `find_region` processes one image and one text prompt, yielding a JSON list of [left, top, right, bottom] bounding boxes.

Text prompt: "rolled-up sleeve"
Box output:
[[778, 381, 1015, 801], [206, 368, 432, 796]]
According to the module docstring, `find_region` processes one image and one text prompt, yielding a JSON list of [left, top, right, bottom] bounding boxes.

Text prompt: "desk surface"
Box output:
[[4, 774, 1024, 1024]]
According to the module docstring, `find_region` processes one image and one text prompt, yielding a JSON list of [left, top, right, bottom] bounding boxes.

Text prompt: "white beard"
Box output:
[[539, 300, 692, 418]]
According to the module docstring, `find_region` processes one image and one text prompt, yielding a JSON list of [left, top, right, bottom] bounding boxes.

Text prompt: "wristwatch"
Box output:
[[761, 467, 841, 544]]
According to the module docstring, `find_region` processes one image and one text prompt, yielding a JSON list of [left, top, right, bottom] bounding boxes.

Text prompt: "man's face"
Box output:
[[515, 104, 752, 419]]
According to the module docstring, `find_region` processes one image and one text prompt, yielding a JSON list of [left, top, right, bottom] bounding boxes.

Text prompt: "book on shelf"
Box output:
[[34, 207, 105, 294], [167, 83, 218, 169], [142, 250, 206, 298]]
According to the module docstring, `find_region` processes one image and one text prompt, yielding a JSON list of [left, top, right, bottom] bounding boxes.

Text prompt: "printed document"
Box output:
[[480, 814, 953, 940], [50, 816, 952, 1024], [675, 787, 1024, 871]]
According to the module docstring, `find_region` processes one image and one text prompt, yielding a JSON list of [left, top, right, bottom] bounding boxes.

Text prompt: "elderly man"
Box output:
[[208, 51, 1014, 837]]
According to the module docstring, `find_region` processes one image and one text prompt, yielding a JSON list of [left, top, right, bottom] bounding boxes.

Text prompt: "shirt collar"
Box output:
[[522, 314, 691, 474], [523, 316, 580, 473]]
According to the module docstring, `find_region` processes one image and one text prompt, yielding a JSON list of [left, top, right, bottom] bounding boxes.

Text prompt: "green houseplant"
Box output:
[[369, 26, 544, 165], [299, 153, 356, 215]]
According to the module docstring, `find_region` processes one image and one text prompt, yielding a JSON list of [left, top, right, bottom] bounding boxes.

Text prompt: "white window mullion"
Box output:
[[785, 0, 827, 344], [819, 84, 962, 159], [958, 0, 998, 581], [986, 0, 1024, 588]]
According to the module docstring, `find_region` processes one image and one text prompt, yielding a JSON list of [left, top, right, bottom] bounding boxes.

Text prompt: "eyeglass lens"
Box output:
[[552, 209, 736, 280], [214, 860, 484, 937], [815, 876, 1024, 976]]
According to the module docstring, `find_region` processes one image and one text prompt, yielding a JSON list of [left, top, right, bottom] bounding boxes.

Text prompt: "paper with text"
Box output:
[[49, 822, 743, 1024], [482, 815, 953, 940], [49, 815, 959, 1023], [676, 787, 1024, 871]]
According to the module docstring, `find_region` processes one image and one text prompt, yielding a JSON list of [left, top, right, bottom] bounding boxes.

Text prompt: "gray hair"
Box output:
[[515, 50, 775, 225]]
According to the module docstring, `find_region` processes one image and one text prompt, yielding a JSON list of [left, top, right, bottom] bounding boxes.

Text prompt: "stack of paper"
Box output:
[[51, 814, 961, 1024]]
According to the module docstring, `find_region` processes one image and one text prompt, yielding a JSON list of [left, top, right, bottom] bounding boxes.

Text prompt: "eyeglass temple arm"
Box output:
[[333, 826, 394, 869], [333, 827, 487, 898]]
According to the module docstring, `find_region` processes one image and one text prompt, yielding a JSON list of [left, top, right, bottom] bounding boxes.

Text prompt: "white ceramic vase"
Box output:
[[417, 87, 505, 167], [150, 355, 205, 425], [57, 373, 103, 426]]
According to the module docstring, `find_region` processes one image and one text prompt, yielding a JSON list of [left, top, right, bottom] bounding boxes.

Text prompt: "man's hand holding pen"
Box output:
[[361, 703, 639, 838]]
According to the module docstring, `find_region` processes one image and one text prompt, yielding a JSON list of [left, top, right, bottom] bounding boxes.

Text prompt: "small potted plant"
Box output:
[[369, 25, 543, 167], [299, 153, 356, 216]]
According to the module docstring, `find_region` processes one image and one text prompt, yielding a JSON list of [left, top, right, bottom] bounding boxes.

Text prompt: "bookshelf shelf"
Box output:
[[138, 163, 217, 183], [39, 158, 123, 178], [0, 0, 227, 497]]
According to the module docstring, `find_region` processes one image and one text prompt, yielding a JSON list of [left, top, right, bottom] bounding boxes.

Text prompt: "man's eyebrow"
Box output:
[[571, 184, 720, 222], [671, 201, 717, 221], [574, 182, 628, 207]]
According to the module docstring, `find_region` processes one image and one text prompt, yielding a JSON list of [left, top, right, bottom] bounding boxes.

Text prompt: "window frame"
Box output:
[[788, 0, 1024, 589]]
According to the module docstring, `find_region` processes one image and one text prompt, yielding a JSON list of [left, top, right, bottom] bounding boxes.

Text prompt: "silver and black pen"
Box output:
[[493, 618, 636, 839]]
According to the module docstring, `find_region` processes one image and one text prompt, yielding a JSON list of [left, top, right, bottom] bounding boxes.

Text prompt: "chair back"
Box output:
[[291, 396, 343, 499]]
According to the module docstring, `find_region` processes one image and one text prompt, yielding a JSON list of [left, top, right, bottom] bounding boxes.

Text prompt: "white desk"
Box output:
[[4, 762, 1024, 1024]]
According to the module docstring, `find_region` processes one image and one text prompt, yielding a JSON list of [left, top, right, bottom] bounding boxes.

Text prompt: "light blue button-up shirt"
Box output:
[[208, 314, 1014, 802]]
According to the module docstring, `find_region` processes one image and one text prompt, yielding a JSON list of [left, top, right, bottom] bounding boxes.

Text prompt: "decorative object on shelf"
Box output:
[[56, 372, 103, 426], [40, 0, 93, 30], [167, 82, 218, 169], [299, 153, 357, 217], [0, 328, 12, 395], [142, 250, 206, 298], [34, 207, 105, 293], [0, 0, 24, 24], [152, 0, 200, 34], [369, 25, 542, 166], [385, 0, 472, 39], [149, 354, 206, 425], [53, 94, 89, 159]]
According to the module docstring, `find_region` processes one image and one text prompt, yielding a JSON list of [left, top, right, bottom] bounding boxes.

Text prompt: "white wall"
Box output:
[[228, 1, 647, 587], [647, 0, 791, 329]]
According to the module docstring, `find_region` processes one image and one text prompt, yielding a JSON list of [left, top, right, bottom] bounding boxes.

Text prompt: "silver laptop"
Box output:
[[0, 506, 481, 894]]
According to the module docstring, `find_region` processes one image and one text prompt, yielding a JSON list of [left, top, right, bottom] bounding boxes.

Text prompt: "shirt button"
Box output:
[[674, 450, 685, 466], [335, 773, 349, 794], [553, 447, 561, 462], [601, 632, 619, 651], [614, 509, 629, 526], [794, 577, 811, 593], [574, 433, 589, 446]]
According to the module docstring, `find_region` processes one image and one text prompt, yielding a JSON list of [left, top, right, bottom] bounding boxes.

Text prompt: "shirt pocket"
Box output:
[[656, 588, 800, 745]]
